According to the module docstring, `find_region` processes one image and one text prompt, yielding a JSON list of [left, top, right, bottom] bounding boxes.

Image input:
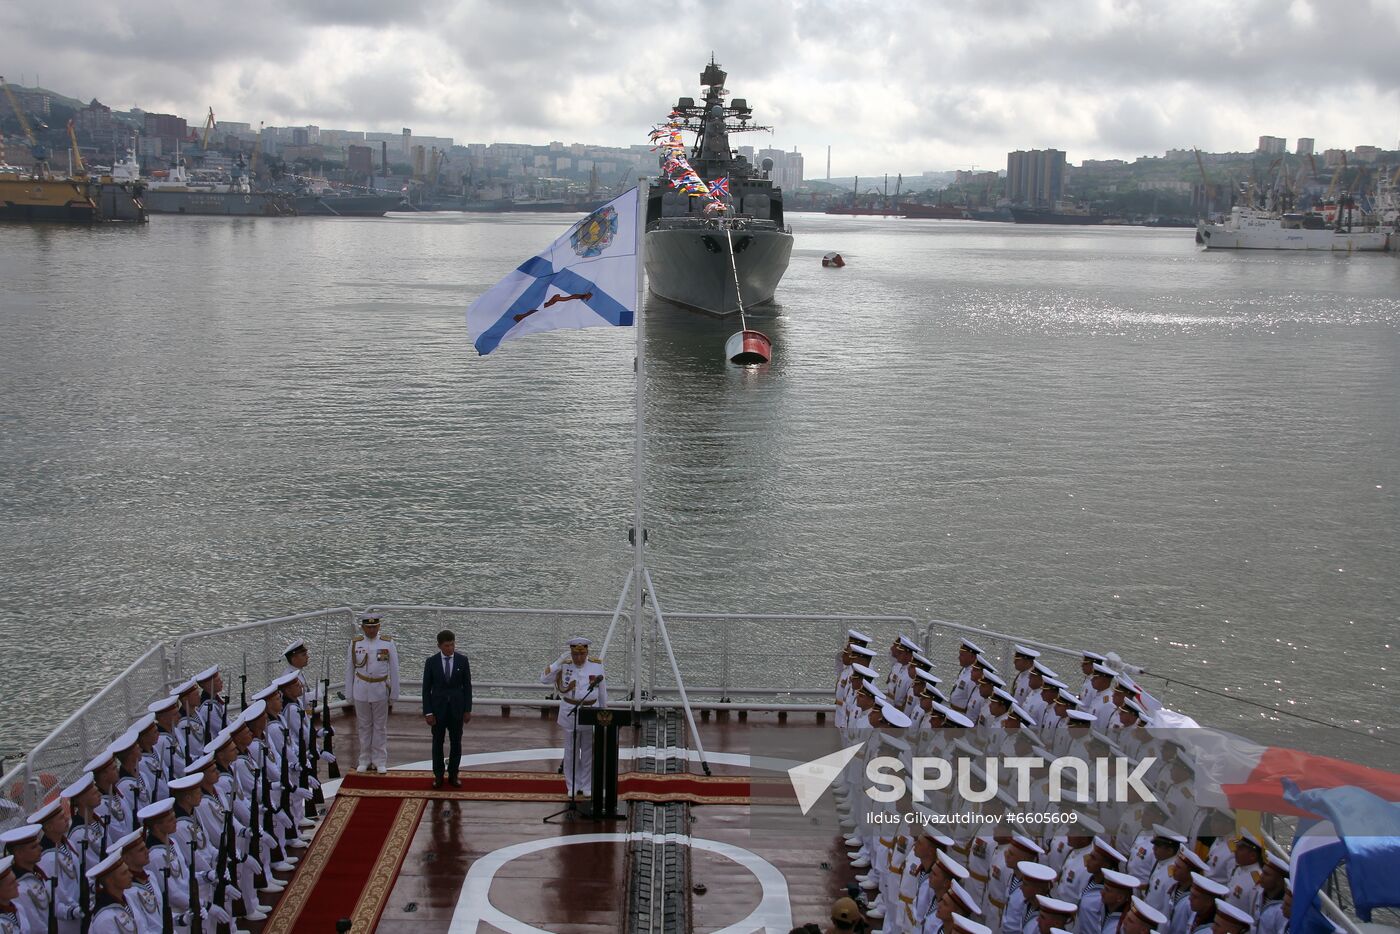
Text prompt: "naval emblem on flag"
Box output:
[[465, 188, 639, 355]]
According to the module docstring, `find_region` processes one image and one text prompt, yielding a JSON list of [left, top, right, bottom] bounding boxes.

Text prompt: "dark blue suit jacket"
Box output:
[[422, 652, 473, 719]]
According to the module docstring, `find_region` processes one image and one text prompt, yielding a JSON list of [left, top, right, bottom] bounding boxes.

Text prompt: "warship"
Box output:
[[644, 58, 793, 317]]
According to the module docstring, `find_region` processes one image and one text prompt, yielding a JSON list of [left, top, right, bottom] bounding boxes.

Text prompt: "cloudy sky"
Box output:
[[3, 0, 1398, 176]]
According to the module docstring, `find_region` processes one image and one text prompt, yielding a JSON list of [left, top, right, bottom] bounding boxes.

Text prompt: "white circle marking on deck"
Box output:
[[446, 832, 792, 934]]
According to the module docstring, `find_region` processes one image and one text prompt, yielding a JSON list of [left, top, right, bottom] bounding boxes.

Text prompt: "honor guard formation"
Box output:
[[828, 631, 1293, 934], [0, 639, 336, 933]]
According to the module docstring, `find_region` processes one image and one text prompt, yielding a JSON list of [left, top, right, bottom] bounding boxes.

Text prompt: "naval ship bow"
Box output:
[[645, 58, 794, 317]]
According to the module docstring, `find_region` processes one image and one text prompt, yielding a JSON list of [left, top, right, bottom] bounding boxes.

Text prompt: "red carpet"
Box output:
[[263, 794, 424, 934], [335, 768, 758, 805]]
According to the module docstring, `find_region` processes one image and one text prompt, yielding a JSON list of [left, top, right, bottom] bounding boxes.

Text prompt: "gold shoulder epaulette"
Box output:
[[382, 634, 393, 641], [352, 635, 364, 642], [588, 655, 601, 664]]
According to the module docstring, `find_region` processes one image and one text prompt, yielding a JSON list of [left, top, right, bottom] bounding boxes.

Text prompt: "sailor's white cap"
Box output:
[[1101, 868, 1141, 890], [1189, 872, 1229, 896], [274, 671, 300, 688], [168, 773, 204, 792], [859, 681, 887, 701], [1066, 709, 1096, 723], [919, 819, 955, 848], [27, 798, 65, 825], [195, 665, 219, 683], [61, 774, 95, 799], [990, 688, 1015, 706], [1010, 704, 1037, 726], [1017, 860, 1056, 883], [846, 629, 872, 644], [147, 695, 180, 714], [130, 714, 157, 736], [252, 683, 280, 701], [951, 738, 982, 759], [113, 828, 143, 853], [1033, 661, 1058, 678], [878, 703, 912, 728], [1237, 829, 1264, 852], [960, 638, 983, 655], [357, 612, 382, 623], [851, 663, 879, 680], [0, 855, 11, 877], [849, 644, 876, 658], [1012, 644, 1041, 658], [1265, 852, 1289, 873], [912, 652, 932, 667], [1113, 674, 1138, 693], [567, 636, 591, 647], [1041, 677, 1067, 691], [1091, 663, 1116, 677], [83, 751, 115, 773], [897, 635, 921, 652], [949, 882, 983, 917], [1130, 896, 1167, 927], [171, 678, 199, 697], [1056, 689, 1080, 705], [1036, 895, 1079, 915], [242, 699, 268, 721], [1119, 698, 1145, 718], [979, 670, 1007, 688], [0, 824, 43, 847], [880, 732, 911, 753], [951, 912, 987, 934], [940, 851, 974, 879], [1176, 848, 1208, 872], [1071, 813, 1106, 835], [283, 638, 307, 657], [185, 752, 216, 774], [1011, 833, 1045, 856], [1151, 824, 1187, 845], [945, 708, 975, 728], [915, 670, 942, 685], [138, 798, 175, 822], [1093, 837, 1126, 863], [1214, 900, 1254, 928], [1082, 650, 1107, 662], [107, 729, 141, 756], [87, 849, 128, 883]]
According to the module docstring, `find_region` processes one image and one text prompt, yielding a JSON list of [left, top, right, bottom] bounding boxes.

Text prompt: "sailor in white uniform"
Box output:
[[1124, 895, 1168, 934], [282, 639, 318, 704], [29, 797, 80, 934], [1008, 645, 1041, 705], [948, 639, 983, 712], [1224, 831, 1264, 912], [541, 637, 607, 797], [1, 824, 50, 934], [114, 829, 164, 934], [1252, 854, 1288, 934], [345, 613, 400, 772], [84, 850, 138, 934], [0, 855, 26, 934]]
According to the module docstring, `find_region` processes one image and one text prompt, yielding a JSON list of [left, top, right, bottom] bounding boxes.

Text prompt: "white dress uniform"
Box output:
[[949, 666, 977, 711], [87, 897, 139, 934], [37, 839, 81, 934], [1255, 896, 1285, 934], [540, 650, 608, 796], [1224, 863, 1260, 912], [124, 872, 164, 934], [345, 630, 400, 771], [13, 869, 50, 934], [0, 906, 24, 934]]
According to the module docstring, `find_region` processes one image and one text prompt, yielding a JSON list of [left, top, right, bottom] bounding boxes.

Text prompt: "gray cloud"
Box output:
[[1, 0, 1396, 174]]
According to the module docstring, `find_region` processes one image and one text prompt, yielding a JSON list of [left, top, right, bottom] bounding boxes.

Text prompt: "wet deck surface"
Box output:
[[288, 705, 852, 932]]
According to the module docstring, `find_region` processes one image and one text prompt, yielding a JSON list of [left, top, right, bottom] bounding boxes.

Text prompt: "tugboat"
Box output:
[[644, 58, 793, 317]]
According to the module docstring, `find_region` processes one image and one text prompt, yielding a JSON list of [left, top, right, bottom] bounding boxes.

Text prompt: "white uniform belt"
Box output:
[[355, 672, 389, 683]]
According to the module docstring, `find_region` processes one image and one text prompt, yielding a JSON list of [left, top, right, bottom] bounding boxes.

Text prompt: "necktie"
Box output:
[[444, 655, 451, 680]]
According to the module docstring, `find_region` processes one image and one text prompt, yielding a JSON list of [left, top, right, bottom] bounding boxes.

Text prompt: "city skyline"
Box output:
[[3, 0, 1398, 177]]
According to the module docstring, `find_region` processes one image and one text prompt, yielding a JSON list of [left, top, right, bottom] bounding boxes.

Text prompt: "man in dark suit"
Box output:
[[422, 629, 473, 789]]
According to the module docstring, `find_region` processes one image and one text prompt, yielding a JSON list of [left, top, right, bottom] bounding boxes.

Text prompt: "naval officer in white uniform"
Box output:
[[541, 637, 607, 797], [345, 613, 400, 772]]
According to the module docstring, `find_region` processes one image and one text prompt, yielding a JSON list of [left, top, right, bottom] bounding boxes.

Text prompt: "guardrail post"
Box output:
[[719, 617, 731, 702]]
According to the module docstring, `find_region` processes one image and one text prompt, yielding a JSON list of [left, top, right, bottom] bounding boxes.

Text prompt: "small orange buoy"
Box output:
[[822, 251, 845, 267], [726, 329, 772, 365]]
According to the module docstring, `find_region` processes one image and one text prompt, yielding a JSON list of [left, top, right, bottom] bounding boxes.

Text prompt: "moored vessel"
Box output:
[[1197, 204, 1389, 251], [644, 58, 793, 317]]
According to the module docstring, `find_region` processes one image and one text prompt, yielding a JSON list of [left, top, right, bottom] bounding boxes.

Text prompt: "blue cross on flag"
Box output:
[[466, 188, 638, 355]]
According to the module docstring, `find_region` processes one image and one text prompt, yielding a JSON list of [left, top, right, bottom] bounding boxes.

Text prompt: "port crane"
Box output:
[[66, 118, 85, 176], [201, 108, 215, 149], [1, 74, 50, 176]]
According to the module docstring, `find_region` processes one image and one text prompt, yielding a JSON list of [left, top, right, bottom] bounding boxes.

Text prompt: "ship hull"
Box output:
[[0, 177, 98, 223], [645, 227, 793, 316], [293, 194, 405, 217], [1197, 223, 1388, 251], [143, 189, 290, 216], [1009, 207, 1105, 225]]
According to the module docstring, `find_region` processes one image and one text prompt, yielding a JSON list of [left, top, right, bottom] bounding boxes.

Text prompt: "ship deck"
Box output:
[[253, 706, 847, 933]]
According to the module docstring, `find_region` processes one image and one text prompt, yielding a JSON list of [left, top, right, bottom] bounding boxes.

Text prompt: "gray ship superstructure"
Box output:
[[645, 59, 793, 317]]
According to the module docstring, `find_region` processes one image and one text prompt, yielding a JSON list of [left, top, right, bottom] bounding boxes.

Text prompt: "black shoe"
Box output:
[[448, 777, 462, 788], [432, 777, 443, 789]]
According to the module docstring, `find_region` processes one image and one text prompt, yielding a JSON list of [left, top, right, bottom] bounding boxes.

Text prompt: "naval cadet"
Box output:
[[194, 665, 228, 744], [1252, 855, 1287, 934], [1122, 896, 1168, 934], [1004, 862, 1057, 934], [1214, 900, 1254, 934], [1095, 869, 1140, 934], [540, 637, 607, 798], [29, 798, 79, 934], [84, 849, 137, 934], [114, 829, 162, 934], [1142, 824, 1187, 912], [282, 638, 317, 703], [1009, 645, 1041, 704], [949, 639, 983, 712], [345, 613, 400, 772], [1, 824, 49, 934], [0, 856, 23, 934]]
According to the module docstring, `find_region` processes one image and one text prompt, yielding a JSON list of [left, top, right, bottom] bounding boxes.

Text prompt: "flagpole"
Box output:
[[631, 178, 648, 712]]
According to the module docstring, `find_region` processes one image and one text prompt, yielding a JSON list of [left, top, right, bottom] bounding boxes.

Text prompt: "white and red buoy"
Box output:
[[822, 251, 845, 267], [725, 328, 772, 365]]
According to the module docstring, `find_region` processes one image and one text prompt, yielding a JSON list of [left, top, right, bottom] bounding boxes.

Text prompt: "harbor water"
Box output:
[[1, 213, 1396, 763]]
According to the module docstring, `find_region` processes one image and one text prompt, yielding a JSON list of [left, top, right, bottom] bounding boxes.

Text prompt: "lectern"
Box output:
[[580, 707, 633, 818]]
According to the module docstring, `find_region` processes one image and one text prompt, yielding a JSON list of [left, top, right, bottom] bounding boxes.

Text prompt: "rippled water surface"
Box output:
[[1, 213, 1397, 760]]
